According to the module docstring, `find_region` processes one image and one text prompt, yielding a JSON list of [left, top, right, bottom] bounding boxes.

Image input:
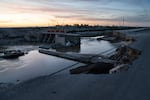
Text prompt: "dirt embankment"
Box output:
[[0, 28, 48, 45], [98, 32, 136, 43]]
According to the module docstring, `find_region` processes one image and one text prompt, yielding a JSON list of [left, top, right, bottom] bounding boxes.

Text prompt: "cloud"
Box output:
[[125, 14, 150, 23], [55, 15, 84, 19], [0, 0, 150, 26], [0, 20, 12, 23]]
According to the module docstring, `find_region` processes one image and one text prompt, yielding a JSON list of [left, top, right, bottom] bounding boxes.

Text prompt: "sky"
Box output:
[[0, 0, 150, 27]]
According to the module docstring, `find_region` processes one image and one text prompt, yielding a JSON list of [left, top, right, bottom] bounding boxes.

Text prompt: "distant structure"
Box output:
[[41, 29, 80, 47], [123, 17, 125, 26]]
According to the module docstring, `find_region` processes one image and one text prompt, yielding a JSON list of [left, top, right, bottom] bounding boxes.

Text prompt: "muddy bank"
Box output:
[[0, 28, 50, 45], [98, 32, 136, 43], [110, 46, 141, 64]]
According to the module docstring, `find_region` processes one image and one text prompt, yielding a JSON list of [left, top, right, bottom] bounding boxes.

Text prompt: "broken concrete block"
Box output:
[[110, 46, 141, 64], [70, 62, 114, 74], [109, 64, 129, 74]]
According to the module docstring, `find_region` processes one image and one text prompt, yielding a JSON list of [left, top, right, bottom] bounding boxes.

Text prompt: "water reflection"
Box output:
[[55, 45, 80, 52], [80, 38, 115, 54], [0, 50, 76, 83], [55, 38, 115, 54], [0, 38, 115, 83]]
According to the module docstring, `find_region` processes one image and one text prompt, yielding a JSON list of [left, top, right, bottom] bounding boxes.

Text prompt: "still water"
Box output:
[[0, 38, 115, 83]]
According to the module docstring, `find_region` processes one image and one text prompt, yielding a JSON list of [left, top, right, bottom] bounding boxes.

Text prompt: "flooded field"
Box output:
[[0, 38, 115, 83]]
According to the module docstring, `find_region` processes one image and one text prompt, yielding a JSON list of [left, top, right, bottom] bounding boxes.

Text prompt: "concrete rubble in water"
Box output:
[[69, 32, 141, 74], [97, 32, 136, 43]]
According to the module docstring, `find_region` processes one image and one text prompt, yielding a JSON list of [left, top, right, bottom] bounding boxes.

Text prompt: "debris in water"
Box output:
[[70, 45, 141, 74], [0, 50, 25, 59]]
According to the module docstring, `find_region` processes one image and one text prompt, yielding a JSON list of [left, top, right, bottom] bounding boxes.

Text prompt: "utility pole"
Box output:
[[123, 17, 125, 26]]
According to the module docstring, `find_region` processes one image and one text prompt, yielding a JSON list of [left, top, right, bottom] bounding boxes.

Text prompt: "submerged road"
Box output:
[[0, 29, 150, 100]]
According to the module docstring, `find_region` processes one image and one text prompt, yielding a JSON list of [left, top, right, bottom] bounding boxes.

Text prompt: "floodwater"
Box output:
[[80, 38, 115, 54], [0, 38, 115, 83]]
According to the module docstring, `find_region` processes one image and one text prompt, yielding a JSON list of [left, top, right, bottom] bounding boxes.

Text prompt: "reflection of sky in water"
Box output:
[[0, 39, 115, 83], [0, 51, 76, 83], [80, 39, 115, 54]]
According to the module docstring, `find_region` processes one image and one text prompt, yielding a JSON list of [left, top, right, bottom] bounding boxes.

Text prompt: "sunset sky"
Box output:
[[0, 0, 150, 27]]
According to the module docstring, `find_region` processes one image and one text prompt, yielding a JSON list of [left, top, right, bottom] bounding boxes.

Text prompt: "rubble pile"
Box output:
[[98, 32, 136, 43], [110, 46, 141, 64], [70, 46, 141, 74], [70, 31, 141, 74]]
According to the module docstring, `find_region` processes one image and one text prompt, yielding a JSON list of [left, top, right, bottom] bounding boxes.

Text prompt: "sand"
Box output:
[[0, 29, 150, 100]]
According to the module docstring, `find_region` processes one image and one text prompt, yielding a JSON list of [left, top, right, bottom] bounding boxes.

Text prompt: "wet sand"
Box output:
[[0, 29, 150, 100]]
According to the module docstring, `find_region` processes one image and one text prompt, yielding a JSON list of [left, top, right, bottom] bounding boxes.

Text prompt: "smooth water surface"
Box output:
[[0, 38, 115, 83]]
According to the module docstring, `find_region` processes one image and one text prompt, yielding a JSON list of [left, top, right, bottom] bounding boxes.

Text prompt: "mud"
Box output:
[[110, 46, 141, 64], [98, 32, 136, 43]]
